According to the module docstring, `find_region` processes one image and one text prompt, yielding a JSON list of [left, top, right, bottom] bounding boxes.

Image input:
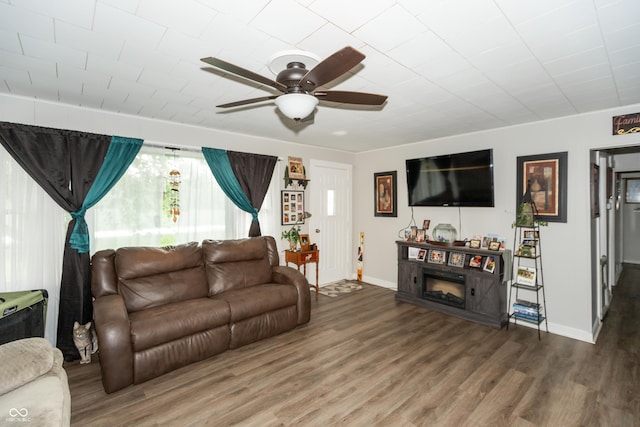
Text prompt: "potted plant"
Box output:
[[281, 225, 301, 251], [513, 202, 548, 228]]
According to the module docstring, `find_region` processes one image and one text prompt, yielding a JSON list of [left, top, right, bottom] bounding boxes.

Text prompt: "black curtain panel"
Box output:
[[226, 150, 277, 237], [0, 122, 111, 360]]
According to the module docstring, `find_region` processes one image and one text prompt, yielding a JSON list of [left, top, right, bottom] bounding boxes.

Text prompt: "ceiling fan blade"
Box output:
[[201, 57, 287, 92], [300, 47, 365, 91], [315, 91, 387, 105], [217, 95, 278, 108]]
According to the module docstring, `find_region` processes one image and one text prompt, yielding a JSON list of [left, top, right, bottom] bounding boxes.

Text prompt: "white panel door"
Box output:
[[309, 160, 352, 285]]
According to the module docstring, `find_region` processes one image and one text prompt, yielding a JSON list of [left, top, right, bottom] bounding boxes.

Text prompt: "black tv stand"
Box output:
[[395, 241, 508, 329]]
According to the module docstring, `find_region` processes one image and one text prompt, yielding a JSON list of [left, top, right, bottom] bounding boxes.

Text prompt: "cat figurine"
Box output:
[[73, 321, 98, 364]]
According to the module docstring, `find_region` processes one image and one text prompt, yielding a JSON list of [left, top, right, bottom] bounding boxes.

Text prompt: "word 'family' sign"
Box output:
[[613, 113, 640, 135]]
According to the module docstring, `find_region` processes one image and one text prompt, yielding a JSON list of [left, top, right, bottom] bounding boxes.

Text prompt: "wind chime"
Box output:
[[167, 151, 181, 222]]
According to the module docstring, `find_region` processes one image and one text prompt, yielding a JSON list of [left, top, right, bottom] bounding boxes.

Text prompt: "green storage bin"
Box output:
[[0, 289, 48, 345]]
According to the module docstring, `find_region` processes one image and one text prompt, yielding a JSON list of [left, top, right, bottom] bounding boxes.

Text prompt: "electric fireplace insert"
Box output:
[[422, 268, 466, 309]]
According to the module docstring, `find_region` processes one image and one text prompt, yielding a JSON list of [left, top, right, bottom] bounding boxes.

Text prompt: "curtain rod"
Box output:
[[142, 142, 284, 161]]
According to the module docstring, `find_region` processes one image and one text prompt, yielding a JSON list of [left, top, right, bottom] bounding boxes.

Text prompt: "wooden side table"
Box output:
[[285, 249, 320, 300]]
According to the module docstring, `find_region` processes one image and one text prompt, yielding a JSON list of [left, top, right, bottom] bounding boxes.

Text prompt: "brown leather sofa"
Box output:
[[91, 236, 311, 393]]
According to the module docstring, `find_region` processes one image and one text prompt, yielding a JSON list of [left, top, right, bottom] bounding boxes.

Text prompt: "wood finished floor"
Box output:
[[66, 265, 640, 426]]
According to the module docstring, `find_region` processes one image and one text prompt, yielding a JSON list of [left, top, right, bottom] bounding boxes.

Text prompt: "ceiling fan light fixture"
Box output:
[[275, 93, 318, 120]]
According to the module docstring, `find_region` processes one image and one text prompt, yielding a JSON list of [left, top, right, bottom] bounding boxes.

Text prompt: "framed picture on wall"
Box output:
[[374, 171, 397, 217], [281, 190, 304, 225], [287, 156, 306, 180], [516, 152, 568, 223]]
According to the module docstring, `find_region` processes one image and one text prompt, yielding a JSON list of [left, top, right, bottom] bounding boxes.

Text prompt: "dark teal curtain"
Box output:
[[0, 122, 111, 360], [202, 147, 260, 235], [69, 136, 143, 253]]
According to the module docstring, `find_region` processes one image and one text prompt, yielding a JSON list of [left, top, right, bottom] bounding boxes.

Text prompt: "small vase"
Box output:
[[289, 241, 297, 251], [433, 223, 457, 242]]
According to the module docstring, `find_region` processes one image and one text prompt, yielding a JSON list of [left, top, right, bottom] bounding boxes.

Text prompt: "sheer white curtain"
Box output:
[[1, 146, 67, 345], [88, 145, 279, 252]]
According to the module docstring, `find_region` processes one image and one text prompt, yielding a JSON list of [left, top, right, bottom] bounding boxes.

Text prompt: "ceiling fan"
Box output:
[[200, 46, 388, 121]]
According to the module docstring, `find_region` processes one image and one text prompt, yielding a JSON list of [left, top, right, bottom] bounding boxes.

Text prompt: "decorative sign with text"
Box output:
[[613, 113, 640, 135]]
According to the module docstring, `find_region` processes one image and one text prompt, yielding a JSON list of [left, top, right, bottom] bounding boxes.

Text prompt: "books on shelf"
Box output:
[[513, 299, 542, 321]]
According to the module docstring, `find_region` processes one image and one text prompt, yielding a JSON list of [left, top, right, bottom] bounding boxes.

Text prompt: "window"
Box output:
[[89, 145, 278, 252], [1, 147, 67, 344]]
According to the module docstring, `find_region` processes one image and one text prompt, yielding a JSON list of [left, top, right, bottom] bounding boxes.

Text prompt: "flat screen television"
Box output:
[[406, 149, 494, 207]]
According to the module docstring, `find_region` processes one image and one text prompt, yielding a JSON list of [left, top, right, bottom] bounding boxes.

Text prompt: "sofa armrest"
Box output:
[[93, 294, 133, 393], [0, 338, 57, 396], [272, 265, 311, 325]]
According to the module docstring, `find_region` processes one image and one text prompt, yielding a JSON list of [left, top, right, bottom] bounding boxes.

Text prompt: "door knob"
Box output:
[[315, 229, 320, 233]]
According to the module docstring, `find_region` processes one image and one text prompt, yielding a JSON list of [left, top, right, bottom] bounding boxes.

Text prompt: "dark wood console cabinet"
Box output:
[[395, 241, 508, 329]]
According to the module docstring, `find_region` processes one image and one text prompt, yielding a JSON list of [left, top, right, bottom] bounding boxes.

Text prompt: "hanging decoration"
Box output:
[[167, 151, 181, 222]]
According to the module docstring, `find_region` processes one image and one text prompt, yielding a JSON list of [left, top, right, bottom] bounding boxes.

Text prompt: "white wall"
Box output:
[[353, 103, 640, 343]]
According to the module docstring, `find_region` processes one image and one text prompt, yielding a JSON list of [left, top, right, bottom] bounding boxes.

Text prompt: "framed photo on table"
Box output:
[[299, 234, 310, 251], [483, 256, 496, 273], [374, 171, 397, 217], [516, 152, 567, 223], [448, 252, 465, 268], [281, 190, 304, 225], [427, 249, 446, 264]]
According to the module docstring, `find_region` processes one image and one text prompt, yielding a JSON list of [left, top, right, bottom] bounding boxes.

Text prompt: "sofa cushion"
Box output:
[[129, 298, 230, 351], [202, 238, 273, 295], [212, 283, 298, 322], [115, 242, 208, 312]]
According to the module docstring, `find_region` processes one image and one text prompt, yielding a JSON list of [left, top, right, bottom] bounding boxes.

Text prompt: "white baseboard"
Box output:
[[508, 318, 595, 344]]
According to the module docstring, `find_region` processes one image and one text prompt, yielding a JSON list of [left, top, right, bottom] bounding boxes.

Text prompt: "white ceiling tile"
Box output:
[[93, 2, 167, 48], [526, 25, 605, 64], [596, 0, 640, 33], [0, 3, 53, 41], [551, 62, 612, 88], [308, 0, 395, 33], [417, 0, 503, 33], [601, 23, 640, 52], [542, 46, 609, 77], [440, 16, 521, 58], [436, 68, 491, 93], [612, 63, 640, 88], [609, 44, 640, 69], [86, 53, 142, 80], [119, 43, 180, 71], [250, 0, 326, 45], [136, 0, 216, 38], [0, 66, 31, 90], [0, 29, 22, 54], [514, 1, 599, 49], [10, 0, 94, 29], [137, 68, 188, 92], [57, 65, 112, 89], [20, 35, 87, 69], [353, 4, 427, 52], [486, 59, 553, 92], [495, 0, 580, 26], [55, 21, 124, 61], [468, 41, 535, 73], [0, 50, 57, 78], [296, 24, 364, 58], [98, 0, 141, 14], [194, 0, 269, 24]]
